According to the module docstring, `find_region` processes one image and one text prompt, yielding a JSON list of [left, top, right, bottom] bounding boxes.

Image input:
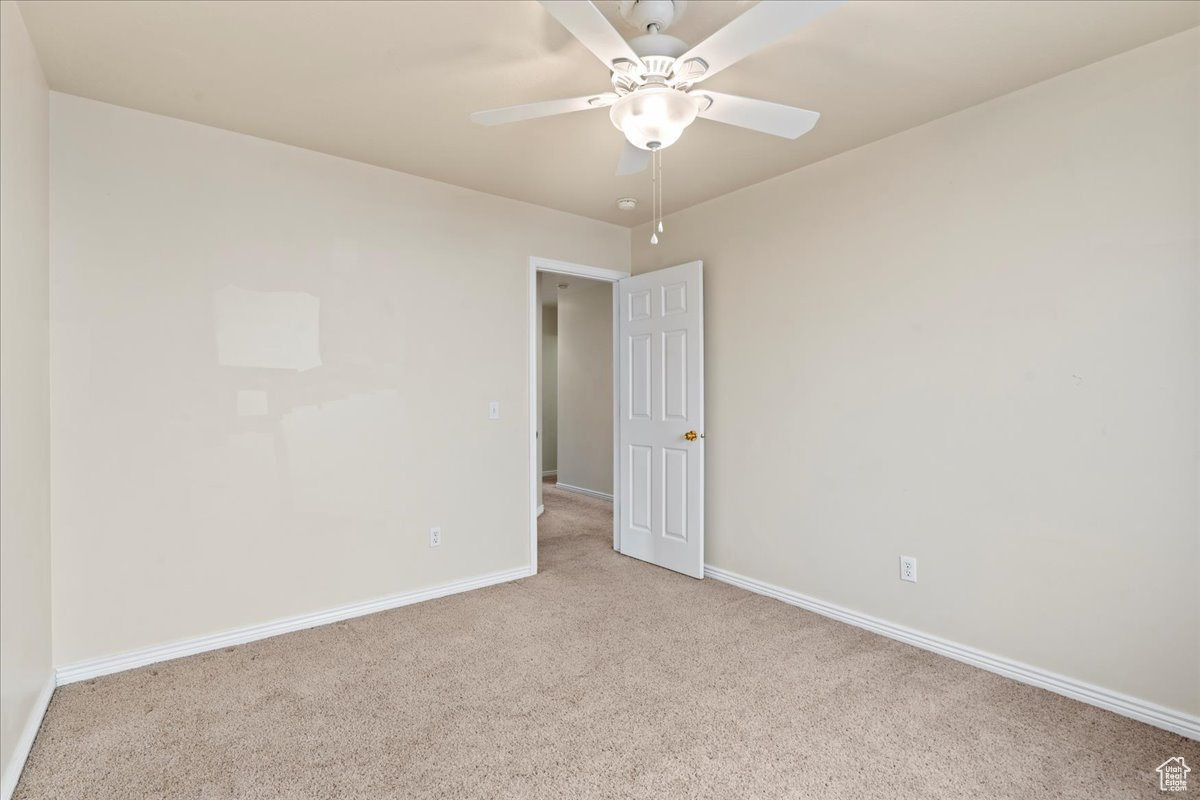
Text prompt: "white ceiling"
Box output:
[[18, 0, 1199, 226], [540, 271, 608, 307]]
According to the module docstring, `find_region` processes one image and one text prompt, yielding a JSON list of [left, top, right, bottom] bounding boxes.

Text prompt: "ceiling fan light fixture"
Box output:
[[609, 87, 699, 151]]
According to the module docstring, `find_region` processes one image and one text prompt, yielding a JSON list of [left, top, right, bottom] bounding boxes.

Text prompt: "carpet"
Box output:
[[15, 483, 1196, 798]]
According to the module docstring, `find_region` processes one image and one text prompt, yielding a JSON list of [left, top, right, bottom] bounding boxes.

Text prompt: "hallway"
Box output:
[[537, 478, 614, 571]]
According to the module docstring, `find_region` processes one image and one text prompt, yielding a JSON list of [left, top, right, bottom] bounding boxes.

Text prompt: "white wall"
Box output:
[[542, 307, 558, 473], [0, 0, 53, 791], [633, 30, 1199, 717], [49, 94, 629, 666], [556, 284, 613, 495]]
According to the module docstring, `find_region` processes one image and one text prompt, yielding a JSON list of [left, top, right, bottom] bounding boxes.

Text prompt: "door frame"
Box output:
[[528, 256, 629, 575]]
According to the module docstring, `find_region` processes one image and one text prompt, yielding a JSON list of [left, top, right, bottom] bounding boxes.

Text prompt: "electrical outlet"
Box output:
[[430, 527, 442, 548], [900, 555, 917, 583]]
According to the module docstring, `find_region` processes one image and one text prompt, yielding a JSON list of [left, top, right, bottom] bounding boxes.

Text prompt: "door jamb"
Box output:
[[528, 256, 629, 575]]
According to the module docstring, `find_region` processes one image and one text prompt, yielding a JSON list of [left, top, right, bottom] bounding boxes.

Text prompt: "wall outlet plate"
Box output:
[[488, 401, 500, 420], [430, 527, 442, 548], [900, 555, 917, 583]]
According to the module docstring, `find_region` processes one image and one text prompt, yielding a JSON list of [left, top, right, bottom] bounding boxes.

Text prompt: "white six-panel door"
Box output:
[[618, 261, 704, 578]]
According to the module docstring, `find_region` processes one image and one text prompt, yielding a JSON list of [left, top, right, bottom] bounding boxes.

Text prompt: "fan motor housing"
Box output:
[[630, 34, 688, 61]]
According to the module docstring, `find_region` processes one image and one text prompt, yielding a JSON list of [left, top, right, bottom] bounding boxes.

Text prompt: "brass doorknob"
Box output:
[[684, 431, 698, 441]]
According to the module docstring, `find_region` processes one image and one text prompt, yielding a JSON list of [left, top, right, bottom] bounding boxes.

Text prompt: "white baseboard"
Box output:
[[56, 566, 532, 686], [704, 565, 1199, 741], [1, 673, 55, 800], [541, 469, 557, 477], [553, 482, 613, 502], [536, 504, 545, 517]]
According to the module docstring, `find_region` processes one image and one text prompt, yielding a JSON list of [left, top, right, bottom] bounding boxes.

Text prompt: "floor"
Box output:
[[16, 482, 1196, 798]]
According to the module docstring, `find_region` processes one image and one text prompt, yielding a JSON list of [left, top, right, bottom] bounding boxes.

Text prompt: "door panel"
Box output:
[[663, 329, 687, 419], [629, 444, 652, 532], [618, 261, 704, 578], [629, 334, 652, 419], [663, 447, 688, 541]]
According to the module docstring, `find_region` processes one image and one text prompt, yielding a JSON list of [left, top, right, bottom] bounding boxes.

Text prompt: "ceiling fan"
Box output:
[[470, 0, 843, 176]]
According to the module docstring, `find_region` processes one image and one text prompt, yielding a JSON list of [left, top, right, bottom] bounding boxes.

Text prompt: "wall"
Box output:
[[49, 94, 629, 666], [542, 306, 558, 473], [633, 30, 1199, 716], [556, 285, 613, 495], [0, 0, 53, 792]]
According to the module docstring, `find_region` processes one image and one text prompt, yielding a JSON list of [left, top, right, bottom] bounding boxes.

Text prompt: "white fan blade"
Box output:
[[616, 140, 651, 176], [539, 0, 644, 74], [470, 93, 617, 126], [676, 0, 844, 84], [694, 91, 820, 139]]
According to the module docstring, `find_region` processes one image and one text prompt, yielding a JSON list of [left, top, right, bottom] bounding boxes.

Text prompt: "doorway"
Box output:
[[528, 257, 627, 575], [528, 256, 706, 580]]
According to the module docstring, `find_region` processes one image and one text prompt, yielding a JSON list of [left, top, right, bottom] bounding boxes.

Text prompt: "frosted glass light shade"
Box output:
[[609, 88, 699, 151]]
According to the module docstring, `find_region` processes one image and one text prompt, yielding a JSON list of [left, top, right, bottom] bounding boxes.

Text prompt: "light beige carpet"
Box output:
[[16, 483, 1197, 798]]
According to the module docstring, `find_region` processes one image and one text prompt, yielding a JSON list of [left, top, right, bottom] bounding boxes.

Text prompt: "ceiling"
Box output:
[[18, 0, 1199, 226], [540, 272, 608, 307]]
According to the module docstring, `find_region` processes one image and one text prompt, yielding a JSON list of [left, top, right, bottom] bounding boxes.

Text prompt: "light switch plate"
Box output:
[[488, 401, 500, 420]]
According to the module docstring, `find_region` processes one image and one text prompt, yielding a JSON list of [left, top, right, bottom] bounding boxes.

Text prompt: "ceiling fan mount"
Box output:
[[617, 0, 688, 35], [471, 1, 842, 173]]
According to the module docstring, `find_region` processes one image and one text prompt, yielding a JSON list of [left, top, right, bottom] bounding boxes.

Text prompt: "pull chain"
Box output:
[[657, 148, 664, 234], [650, 148, 659, 245], [649, 148, 664, 245]]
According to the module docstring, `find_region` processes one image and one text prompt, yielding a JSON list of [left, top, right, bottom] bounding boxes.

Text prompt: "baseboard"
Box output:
[[1, 673, 55, 800], [56, 566, 533, 686], [537, 504, 545, 517], [704, 565, 1200, 741], [541, 470, 557, 477], [553, 482, 613, 502]]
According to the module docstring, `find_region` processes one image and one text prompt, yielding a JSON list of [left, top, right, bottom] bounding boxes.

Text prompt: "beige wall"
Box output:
[[0, 0, 53, 789], [542, 307, 558, 473], [556, 285, 613, 495], [633, 30, 1199, 716], [49, 93, 629, 666]]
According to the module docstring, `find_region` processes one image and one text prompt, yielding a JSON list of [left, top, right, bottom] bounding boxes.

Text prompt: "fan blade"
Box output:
[[470, 93, 617, 126], [676, 0, 843, 84], [616, 140, 651, 176], [539, 0, 644, 75], [694, 91, 820, 139]]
